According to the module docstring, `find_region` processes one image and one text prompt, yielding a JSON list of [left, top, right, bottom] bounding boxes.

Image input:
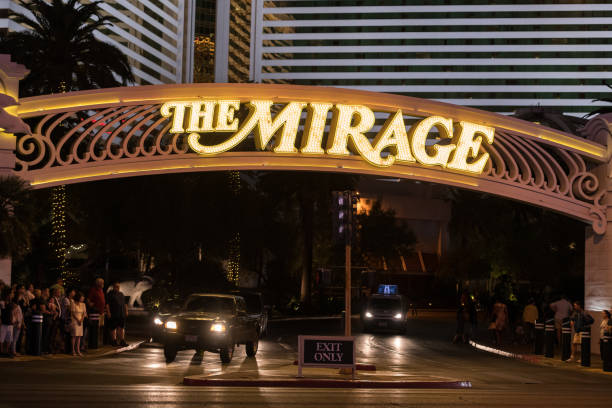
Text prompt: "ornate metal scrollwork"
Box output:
[[13, 100, 609, 234]]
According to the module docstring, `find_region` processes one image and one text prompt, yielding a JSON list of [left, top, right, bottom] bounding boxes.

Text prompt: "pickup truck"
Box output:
[[162, 293, 260, 363]]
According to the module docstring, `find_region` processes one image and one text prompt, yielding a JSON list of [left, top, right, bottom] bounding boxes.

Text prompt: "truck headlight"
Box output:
[[210, 323, 226, 333], [394, 313, 402, 320], [154, 317, 163, 326], [165, 321, 177, 330], [365, 312, 373, 318]]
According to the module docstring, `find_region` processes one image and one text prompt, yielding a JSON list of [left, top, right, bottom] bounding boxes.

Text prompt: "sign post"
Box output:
[[298, 335, 356, 379]]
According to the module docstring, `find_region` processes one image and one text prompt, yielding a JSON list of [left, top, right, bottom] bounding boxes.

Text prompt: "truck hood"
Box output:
[[174, 311, 230, 321]]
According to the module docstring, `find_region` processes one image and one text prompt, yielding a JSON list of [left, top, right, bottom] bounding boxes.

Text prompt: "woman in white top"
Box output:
[[70, 292, 87, 356]]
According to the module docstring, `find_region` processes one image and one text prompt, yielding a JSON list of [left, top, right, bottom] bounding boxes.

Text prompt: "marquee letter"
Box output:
[[186, 100, 216, 133], [410, 116, 456, 167], [160, 101, 188, 133], [224, 100, 307, 153], [301, 102, 333, 155], [215, 100, 240, 131], [447, 121, 495, 174], [326, 104, 376, 159], [369, 110, 416, 167]]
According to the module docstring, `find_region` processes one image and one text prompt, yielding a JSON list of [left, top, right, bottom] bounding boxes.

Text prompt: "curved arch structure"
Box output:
[[12, 83, 610, 233]]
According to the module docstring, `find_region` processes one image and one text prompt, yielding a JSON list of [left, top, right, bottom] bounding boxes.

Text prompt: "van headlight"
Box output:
[[365, 312, 373, 319], [394, 313, 403, 320], [154, 317, 163, 326], [210, 323, 226, 333], [165, 321, 177, 330]]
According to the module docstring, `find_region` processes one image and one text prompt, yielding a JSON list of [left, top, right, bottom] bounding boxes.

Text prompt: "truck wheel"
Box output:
[[220, 343, 234, 364], [164, 344, 177, 363], [246, 338, 259, 357]]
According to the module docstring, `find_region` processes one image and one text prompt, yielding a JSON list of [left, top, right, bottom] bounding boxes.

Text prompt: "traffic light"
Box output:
[[332, 191, 348, 242]]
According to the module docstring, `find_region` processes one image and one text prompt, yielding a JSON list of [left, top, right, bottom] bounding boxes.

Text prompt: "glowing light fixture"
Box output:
[[210, 323, 226, 332]]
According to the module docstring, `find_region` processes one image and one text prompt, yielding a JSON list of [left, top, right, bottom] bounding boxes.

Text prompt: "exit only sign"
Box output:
[[298, 335, 356, 379]]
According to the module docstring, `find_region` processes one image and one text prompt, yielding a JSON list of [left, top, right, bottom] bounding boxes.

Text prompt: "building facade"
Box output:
[[240, 0, 612, 117], [0, 0, 195, 85]]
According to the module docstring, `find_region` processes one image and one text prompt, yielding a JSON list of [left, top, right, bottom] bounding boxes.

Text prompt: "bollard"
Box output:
[[561, 319, 572, 361], [603, 334, 612, 372], [534, 321, 544, 355], [88, 314, 100, 349], [544, 318, 555, 358], [28, 313, 43, 356], [580, 328, 591, 367]]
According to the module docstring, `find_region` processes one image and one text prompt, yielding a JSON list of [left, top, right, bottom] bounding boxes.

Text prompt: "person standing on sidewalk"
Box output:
[[87, 278, 105, 345], [49, 278, 65, 297], [10, 296, 23, 356], [106, 282, 128, 347], [550, 295, 573, 344], [0, 291, 15, 356], [600, 310, 612, 359], [567, 301, 593, 363], [492, 298, 509, 346], [522, 298, 539, 343], [48, 288, 64, 353], [70, 292, 87, 356]]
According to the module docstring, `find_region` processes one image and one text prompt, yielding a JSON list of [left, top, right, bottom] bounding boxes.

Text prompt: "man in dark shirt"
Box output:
[[106, 282, 128, 347]]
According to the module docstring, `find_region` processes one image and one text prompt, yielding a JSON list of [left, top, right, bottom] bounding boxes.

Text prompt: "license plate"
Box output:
[[378, 321, 388, 327], [185, 335, 198, 342]]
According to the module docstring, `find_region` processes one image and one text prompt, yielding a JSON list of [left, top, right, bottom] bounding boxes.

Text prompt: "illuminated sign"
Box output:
[[160, 100, 495, 174]]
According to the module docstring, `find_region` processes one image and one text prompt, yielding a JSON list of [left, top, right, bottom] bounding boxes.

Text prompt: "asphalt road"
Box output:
[[0, 312, 610, 407]]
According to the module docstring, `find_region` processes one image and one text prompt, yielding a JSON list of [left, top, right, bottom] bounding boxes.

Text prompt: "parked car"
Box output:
[[162, 293, 260, 363], [361, 294, 408, 334], [231, 290, 269, 337]]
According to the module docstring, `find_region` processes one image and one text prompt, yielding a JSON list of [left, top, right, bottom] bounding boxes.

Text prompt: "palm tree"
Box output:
[[0, 175, 36, 259], [585, 82, 612, 118], [0, 0, 134, 96], [0, 0, 135, 282]]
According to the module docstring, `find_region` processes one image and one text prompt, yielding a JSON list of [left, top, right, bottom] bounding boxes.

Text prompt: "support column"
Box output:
[[0, 54, 29, 285], [584, 113, 612, 354], [585, 226, 612, 354]]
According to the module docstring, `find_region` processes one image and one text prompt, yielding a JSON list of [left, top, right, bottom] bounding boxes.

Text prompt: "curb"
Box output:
[[183, 377, 472, 389], [1, 340, 145, 363], [469, 340, 612, 376], [99, 340, 145, 357], [469, 340, 540, 363]]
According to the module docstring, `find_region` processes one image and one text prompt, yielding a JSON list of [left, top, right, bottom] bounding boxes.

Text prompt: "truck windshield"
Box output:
[[183, 296, 234, 313]]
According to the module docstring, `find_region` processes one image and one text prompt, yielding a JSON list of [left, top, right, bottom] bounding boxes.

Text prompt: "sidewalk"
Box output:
[[0, 340, 144, 363]]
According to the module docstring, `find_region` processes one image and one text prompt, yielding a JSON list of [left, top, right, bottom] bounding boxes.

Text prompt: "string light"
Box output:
[[226, 171, 241, 286], [50, 185, 74, 285]]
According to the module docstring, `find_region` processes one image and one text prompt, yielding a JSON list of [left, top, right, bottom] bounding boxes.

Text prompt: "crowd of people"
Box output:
[[454, 291, 612, 361], [0, 277, 129, 358]]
